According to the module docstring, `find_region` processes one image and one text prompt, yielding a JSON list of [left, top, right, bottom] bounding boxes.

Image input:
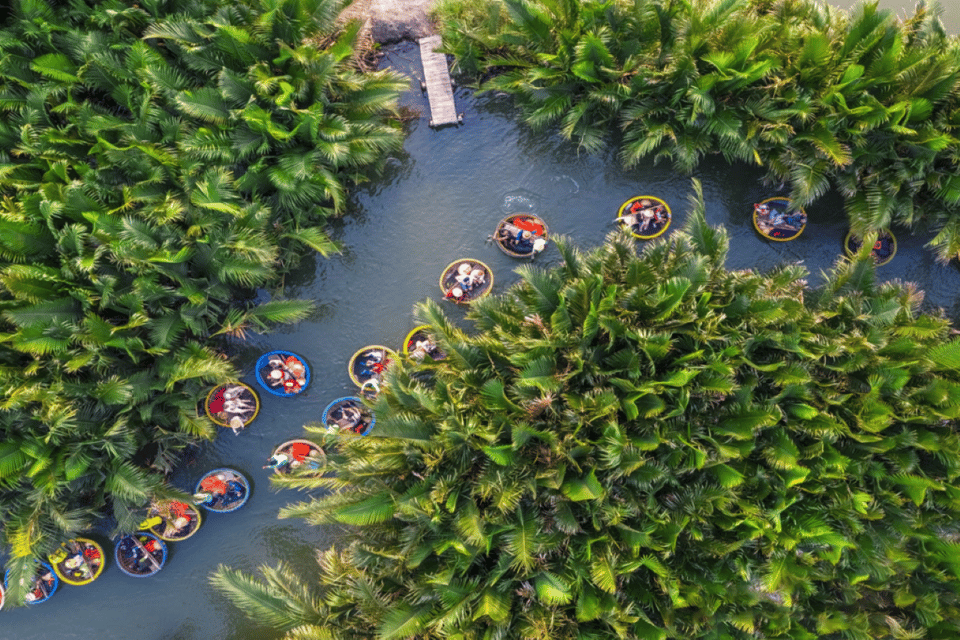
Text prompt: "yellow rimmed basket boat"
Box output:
[[142, 500, 203, 542], [49, 538, 106, 586], [844, 228, 897, 266], [347, 345, 398, 393], [617, 196, 671, 240], [440, 259, 494, 304], [403, 325, 446, 361], [204, 382, 260, 433], [752, 197, 807, 241]]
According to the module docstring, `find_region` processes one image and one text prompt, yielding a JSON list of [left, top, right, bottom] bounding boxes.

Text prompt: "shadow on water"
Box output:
[[4, 37, 960, 640]]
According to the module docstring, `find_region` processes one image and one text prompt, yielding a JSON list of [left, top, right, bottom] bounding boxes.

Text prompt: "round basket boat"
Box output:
[[48, 537, 105, 586], [115, 532, 167, 578], [194, 468, 250, 513], [845, 229, 897, 266], [204, 382, 260, 433], [440, 259, 494, 304], [143, 500, 203, 542], [617, 196, 672, 240], [322, 397, 375, 436], [4, 561, 58, 605], [493, 214, 549, 258], [255, 350, 311, 397], [266, 439, 325, 475], [752, 197, 807, 241], [403, 325, 446, 362], [348, 345, 397, 393]]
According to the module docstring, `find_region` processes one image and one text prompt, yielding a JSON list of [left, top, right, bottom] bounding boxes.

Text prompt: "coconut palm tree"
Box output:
[[216, 183, 960, 638], [434, 0, 960, 261], [0, 0, 406, 586]]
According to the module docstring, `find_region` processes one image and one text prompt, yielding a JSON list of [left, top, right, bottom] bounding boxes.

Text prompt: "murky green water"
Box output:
[[4, 34, 960, 639]]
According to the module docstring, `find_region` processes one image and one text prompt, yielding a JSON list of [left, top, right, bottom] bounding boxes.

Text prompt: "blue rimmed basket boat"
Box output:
[[48, 537, 105, 586], [194, 468, 250, 513], [255, 350, 310, 397], [115, 532, 167, 578], [752, 197, 807, 241], [403, 325, 446, 361], [440, 259, 494, 304], [616, 196, 671, 240], [4, 561, 59, 605], [845, 228, 896, 266], [322, 397, 375, 436], [493, 214, 549, 258]]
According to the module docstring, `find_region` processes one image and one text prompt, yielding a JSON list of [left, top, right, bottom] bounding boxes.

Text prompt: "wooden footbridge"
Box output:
[[418, 35, 462, 127]]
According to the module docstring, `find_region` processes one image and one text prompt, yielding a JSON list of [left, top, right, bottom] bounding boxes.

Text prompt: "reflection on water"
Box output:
[[3, 38, 960, 639]]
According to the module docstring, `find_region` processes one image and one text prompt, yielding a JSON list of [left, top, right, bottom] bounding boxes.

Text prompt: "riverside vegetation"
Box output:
[[3, 0, 960, 635], [0, 0, 406, 600], [210, 1, 960, 639], [215, 190, 960, 639], [434, 0, 960, 260]]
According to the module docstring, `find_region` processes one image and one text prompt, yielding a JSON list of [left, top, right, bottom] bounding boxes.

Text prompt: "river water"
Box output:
[[4, 24, 960, 640]]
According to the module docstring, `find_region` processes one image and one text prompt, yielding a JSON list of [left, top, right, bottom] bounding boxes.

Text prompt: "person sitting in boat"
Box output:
[[359, 351, 387, 379], [283, 356, 307, 388], [532, 237, 547, 256], [496, 223, 522, 246], [410, 337, 436, 361], [614, 211, 640, 232], [469, 268, 486, 289], [287, 441, 320, 469], [263, 451, 291, 471], [515, 230, 534, 251], [359, 379, 380, 400], [23, 569, 56, 602], [634, 199, 665, 232], [63, 553, 92, 580], [331, 404, 365, 433], [267, 367, 287, 388], [454, 262, 476, 290], [445, 286, 467, 302], [281, 376, 301, 394], [195, 472, 244, 506]]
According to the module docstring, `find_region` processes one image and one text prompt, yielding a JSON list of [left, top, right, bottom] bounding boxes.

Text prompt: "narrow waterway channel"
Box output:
[[3, 35, 960, 639]]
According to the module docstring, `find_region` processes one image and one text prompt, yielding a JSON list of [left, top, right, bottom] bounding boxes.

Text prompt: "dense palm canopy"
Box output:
[[0, 0, 406, 598], [434, 0, 960, 260], [215, 185, 960, 639]]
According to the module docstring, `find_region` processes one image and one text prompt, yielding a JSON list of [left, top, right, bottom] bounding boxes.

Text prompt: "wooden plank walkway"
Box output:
[[419, 35, 461, 127]]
